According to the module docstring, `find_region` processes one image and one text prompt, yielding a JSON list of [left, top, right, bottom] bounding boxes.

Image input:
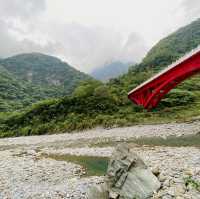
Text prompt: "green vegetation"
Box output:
[[0, 64, 33, 111], [184, 176, 200, 192], [44, 154, 109, 176], [0, 53, 91, 111], [1, 18, 200, 137], [142, 18, 200, 70]]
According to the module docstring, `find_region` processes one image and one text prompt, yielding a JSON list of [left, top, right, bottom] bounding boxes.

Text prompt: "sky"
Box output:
[[0, 0, 199, 72]]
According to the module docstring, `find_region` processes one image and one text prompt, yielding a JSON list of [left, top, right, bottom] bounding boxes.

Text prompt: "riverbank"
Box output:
[[0, 122, 200, 198]]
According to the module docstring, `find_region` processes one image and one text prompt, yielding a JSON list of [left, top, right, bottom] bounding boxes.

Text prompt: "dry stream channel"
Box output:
[[0, 122, 200, 198]]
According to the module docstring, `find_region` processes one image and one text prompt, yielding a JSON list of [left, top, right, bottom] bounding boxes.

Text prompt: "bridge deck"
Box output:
[[128, 45, 200, 109]]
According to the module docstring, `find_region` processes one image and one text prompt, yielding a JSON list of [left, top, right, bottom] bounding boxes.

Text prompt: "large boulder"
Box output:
[[88, 144, 161, 199]]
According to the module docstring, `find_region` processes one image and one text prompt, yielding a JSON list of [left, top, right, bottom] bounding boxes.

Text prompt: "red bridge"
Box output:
[[128, 46, 200, 110]]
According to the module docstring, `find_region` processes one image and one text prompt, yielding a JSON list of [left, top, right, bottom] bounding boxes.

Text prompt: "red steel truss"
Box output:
[[128, 46, 200, 110]]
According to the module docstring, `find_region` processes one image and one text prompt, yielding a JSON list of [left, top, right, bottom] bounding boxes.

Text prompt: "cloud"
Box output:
[[0, 15, 147, 72], [0, 19, 56, 58], [0, 0, 46, 20], [0, 0, 49, 58], [0, 0, 52, 58], [1, 0, 197, 72], [43, 23, 147, 72], [181, 0, 200, 20], [0, 0, 148, 72], [121, 33, 148, 63]]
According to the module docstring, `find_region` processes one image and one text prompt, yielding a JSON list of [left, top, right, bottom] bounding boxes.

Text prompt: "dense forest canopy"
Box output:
[[0, 53, 91, 112]]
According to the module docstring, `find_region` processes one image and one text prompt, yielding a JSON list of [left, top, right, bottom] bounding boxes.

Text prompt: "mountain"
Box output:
[[1, 18, 200, 137], [1, 53, 90, 94], [142, 18, 200, 70], [0, 64, 27, 111], [0, 64, 71, 112], [91, 61, 133, 81], [0, 53, 91, 111]]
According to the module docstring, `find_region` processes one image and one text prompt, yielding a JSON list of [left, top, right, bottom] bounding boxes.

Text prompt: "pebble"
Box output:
[[159, 173, 167, 182], [0, 122, 199, 198]]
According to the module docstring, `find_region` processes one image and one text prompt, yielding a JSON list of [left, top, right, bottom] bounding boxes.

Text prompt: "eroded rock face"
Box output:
[[88, 144, 161, 199]]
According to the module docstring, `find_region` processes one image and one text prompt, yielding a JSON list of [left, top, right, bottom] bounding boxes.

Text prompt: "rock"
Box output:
[[158, 173, 167, 182], [162, 195, 173, 199], [175, 185, 185, 195], [27, 149, 37, 156], [109, 191, 120, 199], [184, 169, 194, 176], [176, 196, 183, 199], [88, 144, 161, 199], [87, 184, 108, 199], [163, 179, 170, 187], [152, 167, 160, 177], [167, 187, 175, 196]]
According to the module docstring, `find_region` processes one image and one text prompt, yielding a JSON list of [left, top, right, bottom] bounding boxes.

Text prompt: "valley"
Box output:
[[0, 8, 200, 199], [1, 18, 200, 138]]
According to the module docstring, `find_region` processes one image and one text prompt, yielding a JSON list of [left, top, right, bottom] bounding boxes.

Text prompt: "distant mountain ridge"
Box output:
[[0, 53, 91, 111], [91, 61, 133, 81]]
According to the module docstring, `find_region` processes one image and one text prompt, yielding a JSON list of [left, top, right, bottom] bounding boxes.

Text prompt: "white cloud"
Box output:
[[0, 0, 45, 19], [40, 22, 147, 71], [181, 0, 200, 21], [0, 0, 199, 72], [121, 33, 148, 63], [0, 19, 56, 58]]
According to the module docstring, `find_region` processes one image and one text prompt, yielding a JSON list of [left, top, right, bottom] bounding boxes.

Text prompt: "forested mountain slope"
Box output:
[[0, 65, 28, 111], [142, 18, 200, 70], [1, 53, 90, 91], [1, 18, 200, 137], [0, 53, 91, 111]]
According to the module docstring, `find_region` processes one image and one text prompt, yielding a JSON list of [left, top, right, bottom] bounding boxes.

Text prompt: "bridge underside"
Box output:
[[128, 50, 200, 110]]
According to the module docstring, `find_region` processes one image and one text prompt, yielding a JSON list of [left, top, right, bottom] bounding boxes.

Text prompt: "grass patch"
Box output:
[[184, 176, 200, 192], [45, 154, 109, 176]]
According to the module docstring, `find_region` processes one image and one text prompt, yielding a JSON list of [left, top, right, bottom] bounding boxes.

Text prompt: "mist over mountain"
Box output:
[[90, 61, 133, 81]]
